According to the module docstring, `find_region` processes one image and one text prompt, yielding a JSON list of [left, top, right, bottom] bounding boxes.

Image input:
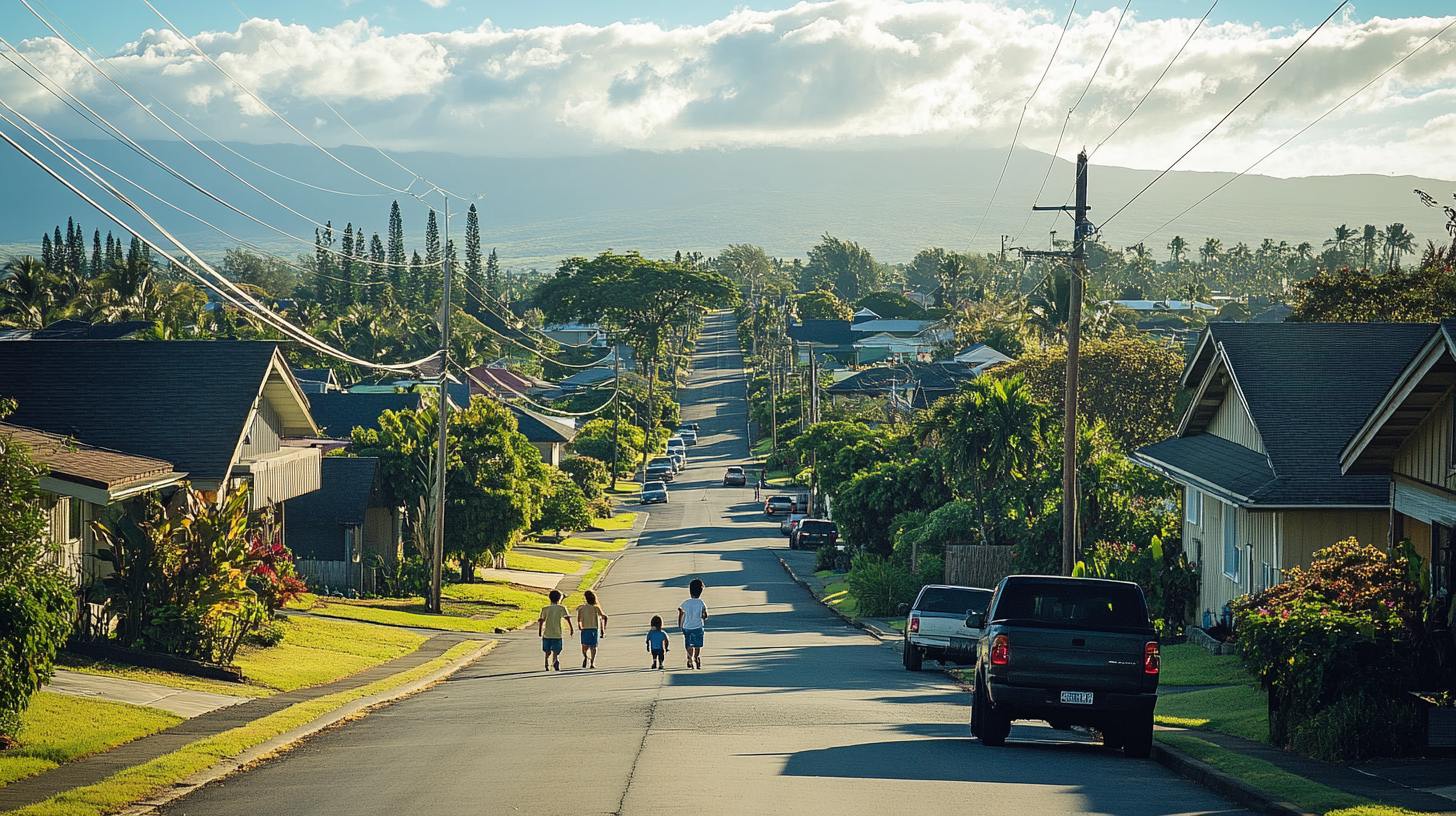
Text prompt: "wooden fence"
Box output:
[[943, 545, 1018, 589], [296, 558, 374, 596]]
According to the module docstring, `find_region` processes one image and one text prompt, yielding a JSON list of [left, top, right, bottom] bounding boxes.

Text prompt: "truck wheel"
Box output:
[[1122, 712, 1155, 759], [1100, 724, 1124, 750], [979, 684, 1011, 747], [970, 679, 983, 737], [904, 642, 923, 672]]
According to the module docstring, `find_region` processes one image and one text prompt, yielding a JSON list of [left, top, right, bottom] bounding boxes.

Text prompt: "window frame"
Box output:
[[1223, 502, 1240, 581], [1186, 485, 1203, 526]]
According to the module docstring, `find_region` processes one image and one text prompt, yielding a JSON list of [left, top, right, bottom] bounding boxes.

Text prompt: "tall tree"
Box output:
[[368, 233, 389, 308], [387, 201, 406, 268], [1382, 223, 1416, 270], [802, 235, 880, 301], [484, 248, 501, 301], [425, 210, 442, 268], [464, 205, 483, 314], [314, 222, 339, 310]]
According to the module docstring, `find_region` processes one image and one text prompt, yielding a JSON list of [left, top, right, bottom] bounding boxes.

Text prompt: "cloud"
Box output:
[[419, 0, 450, 8], [1, 1, 1453, 178]]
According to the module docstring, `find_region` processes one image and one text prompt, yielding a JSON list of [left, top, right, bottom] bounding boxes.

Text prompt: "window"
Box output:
[[68, 498, 84, 541], [1223, 503, 1240, 581], [1186, 486, 1203, 526]]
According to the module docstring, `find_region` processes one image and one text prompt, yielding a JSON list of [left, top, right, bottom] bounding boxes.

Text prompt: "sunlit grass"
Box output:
[[0, 693, 181, 788]]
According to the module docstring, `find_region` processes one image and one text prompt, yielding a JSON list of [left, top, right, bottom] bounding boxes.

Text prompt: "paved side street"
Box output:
[[154, 312, 1256, 816]]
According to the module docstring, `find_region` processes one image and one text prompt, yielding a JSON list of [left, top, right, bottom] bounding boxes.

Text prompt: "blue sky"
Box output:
[[6, 1, 1451, 53]]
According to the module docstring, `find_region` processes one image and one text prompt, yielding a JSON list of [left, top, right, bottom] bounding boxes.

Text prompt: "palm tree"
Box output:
[[1361, 224, 1379, 270], [1167, 236, 1188, 264], [0, 256, 61, 329], [1381, 223, 1416, 270]]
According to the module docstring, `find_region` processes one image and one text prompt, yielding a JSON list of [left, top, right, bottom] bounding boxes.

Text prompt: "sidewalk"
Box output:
[[43, 670, 249, 718], [0, 632, 490, 813], [777, 548, 899, 641]]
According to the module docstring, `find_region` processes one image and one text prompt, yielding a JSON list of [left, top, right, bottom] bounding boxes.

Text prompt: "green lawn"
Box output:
[[591, 511, 637, 531], [606, 482, 642, 496], [1160, 643, 1251, 686], [234, 616, 428, 691], [575, 557, 612, 594], [1155, 683, 1269, 742], [54, 653, 273, 699], [1156, 732, 1368, 815], [503, 551, 581, 574], [821, 580, 859, 617], [0, 692, 182, 787], [529, 537, 629, 552]]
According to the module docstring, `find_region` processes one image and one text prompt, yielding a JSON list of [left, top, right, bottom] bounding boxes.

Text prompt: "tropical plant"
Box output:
[[538, 471, 593, 540], [795, 290, 852, 321], [560, 456, 610, 500]]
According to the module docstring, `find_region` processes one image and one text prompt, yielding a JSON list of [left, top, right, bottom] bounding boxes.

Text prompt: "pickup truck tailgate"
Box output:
[[1008, 628, 1146, 692]]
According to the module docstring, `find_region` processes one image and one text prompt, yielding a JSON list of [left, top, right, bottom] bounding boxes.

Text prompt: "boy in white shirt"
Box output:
[[677, 578, 709, 670]]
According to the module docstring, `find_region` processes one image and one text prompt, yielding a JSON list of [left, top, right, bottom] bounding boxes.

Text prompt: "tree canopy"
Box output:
[[796, 290, 851, 321], [800, 235, 881, 302]]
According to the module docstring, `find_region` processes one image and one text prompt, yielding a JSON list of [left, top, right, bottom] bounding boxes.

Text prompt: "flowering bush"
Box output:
[[1232, 539, 1429, 757], [245, 517, 308, 615]]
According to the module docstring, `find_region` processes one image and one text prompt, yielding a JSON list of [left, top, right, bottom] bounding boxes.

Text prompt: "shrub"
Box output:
[[1081, 536, 1198, 636], [243, 618, 288, 648], [538, 474, 592, 538], [846, 553, 918, 617], [1287, 690, 1422, 762], [816, 544, 849, 573]]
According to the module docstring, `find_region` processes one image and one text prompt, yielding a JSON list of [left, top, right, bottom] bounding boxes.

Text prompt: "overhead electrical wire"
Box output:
[[966, 0, 1079, 252], [1013, 0, 1133, 243], [0, 108, 437, 373], [459, 286, 618, 369], [1098, 0, 1349, 231], [139, 0, 423, 198], [1132, 14, 1456, 244], [463, 368, 621, 419]]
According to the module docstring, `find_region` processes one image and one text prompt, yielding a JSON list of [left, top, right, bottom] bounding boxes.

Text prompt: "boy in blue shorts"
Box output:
[[646, 615, 670, 669], [678, 578, 709, 669], [538, 590, 573, 671]]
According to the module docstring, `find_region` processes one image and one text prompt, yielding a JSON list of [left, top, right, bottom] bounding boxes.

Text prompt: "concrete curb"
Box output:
[[115, 639, 498, 816], [777, 555, 886, 642], [1151, 741, 1316, 816]]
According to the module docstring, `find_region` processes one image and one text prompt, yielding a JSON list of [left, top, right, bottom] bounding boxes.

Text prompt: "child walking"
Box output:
[[576, 590, 608, 669], [646, 616, 670, 670], [537, 590, 573, 672], [678, 578, 709, 670]]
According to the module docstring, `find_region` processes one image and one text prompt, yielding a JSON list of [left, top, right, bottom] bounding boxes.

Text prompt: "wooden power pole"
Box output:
[[431, 197, 451, 612], [1026, 150, 1091, 576]]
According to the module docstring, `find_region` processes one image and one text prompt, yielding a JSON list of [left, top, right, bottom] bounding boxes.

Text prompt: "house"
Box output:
[[950, 343, 1014, 372], [508, 404, 577, 467], [540, 323, 605, 347], [1131, 323, 1437, 619], [788, 319, 858, 365], [849, 318, 941, 337], [467, 366, 546, 399], [1341, 319, 1456, 605], [0, 340, 322, 586], [825, 361, 978, 409], [308, 392, 426, 440], [291, 367, 341, 394], [284, 456, 401, 596], [2, 422, 184, 582]]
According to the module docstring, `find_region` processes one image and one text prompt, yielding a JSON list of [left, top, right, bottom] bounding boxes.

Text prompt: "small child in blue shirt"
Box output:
[[646, 615, 670, 670]]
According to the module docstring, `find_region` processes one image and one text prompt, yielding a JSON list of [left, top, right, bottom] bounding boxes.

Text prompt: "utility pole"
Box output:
[[609, 335, 622, 491], [1025, 150, 1091, 577], [431, 197, 451, 613]]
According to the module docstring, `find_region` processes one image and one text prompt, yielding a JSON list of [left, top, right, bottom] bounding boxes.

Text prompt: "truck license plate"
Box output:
[[1060, 691, 1094, 705]]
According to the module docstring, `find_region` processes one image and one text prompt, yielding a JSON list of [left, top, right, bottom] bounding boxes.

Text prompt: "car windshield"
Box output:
[[799, 521, 835, 533], [994, 581, 1149, 627], [916, 587, 992, 615], [727, 467, 743, 474]]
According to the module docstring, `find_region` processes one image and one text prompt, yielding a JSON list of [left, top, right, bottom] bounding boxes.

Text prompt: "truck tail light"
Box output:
[[829, 532, 837, 543], [990, 634, 1010, 665], [908, 615, 920, 633], [1144, 641, 1161, 675]]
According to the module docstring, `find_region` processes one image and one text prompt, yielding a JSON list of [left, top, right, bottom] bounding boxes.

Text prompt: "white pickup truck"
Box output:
[[901, 584, 995, 672]]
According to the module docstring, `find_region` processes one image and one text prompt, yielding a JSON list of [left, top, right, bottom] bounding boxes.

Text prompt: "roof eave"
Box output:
[[1340, 329, 1451, 474]]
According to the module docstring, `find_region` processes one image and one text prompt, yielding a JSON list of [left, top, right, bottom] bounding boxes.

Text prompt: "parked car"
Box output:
[[723, 466, 746, 486], [668, 436, 686, 455], [971, 576, 1160, 757], [791, 519, 838, 550], [641, 483, 669, 504], [645, 457, 675, 482], [681, 430, 699, 446], [681, 422, 700, 433], [764, 495, 794, 515], [902, 584, 993, 672], [668, 452, 685, 472], [779, 512, 807, 536]]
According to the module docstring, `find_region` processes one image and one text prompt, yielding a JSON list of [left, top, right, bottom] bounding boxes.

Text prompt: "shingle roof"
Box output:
[[1141, 322, 1437, 507], [32, 320, 155, 340], [0, 422, 180, 491], [509, 404, 576, 443], [827, 362, 976, 397], [0, 340, 294, 482], [283, 456, 379, 561], [309, 392, 425, 439], [849, 319, 937, 335], [788, 320, 857, 347], [1204, 322, 1436, 479]]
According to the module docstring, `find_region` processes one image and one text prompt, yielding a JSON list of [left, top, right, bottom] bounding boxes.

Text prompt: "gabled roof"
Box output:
[[1343, 319, 1456, 475], [952, 343, 1015, 369], [1137, 322, 1437, 508], [309, 392, 425, 439], [291, 368, 340, 390], [788, 320, 856, 347], [0, 421, 185, 502], [284, 456, 381, 561], [32, 319, 155, 340], [468, 366, 535, 394], [849, 319, 936, 335], [826, 362, 976, 397], [559, 367, 615, 387], [0, 341, 316, 483], [508, 404, 576, 444]]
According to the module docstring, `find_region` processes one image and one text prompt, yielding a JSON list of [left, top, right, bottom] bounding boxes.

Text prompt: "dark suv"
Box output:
[[791, 519, 838, 550]]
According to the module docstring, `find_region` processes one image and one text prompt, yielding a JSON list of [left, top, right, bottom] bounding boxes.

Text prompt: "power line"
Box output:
[[1133, 13, 1456, 244], [966, 0, 1079, 252], [0, 109, 438, 372], [463, 368, 620, 418], [1099, 1, 1348, 231], [1013, 0, 1132, 243]]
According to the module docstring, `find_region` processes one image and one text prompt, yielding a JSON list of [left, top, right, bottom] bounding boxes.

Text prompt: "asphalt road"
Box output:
[[162, 311, 1251, 816]]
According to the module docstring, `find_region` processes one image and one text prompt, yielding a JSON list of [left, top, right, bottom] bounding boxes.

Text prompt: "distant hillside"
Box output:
[[0, 140, 1449, 269]]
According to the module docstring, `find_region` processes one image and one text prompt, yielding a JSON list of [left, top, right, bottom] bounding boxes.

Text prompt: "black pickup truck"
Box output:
[[969, 575, 1161, 758]]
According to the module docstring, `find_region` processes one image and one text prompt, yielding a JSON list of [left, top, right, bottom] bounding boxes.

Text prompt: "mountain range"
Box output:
[[0, 139, 1450, 269]]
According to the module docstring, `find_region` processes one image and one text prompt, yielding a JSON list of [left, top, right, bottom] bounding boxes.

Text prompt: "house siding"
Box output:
[[1207, 392, 1265, 454], [1279, 509, 1388, 568], [1393, 390, 1454, 490], [1193, 501, 1279, 619], [239, 400, 282, 461]]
